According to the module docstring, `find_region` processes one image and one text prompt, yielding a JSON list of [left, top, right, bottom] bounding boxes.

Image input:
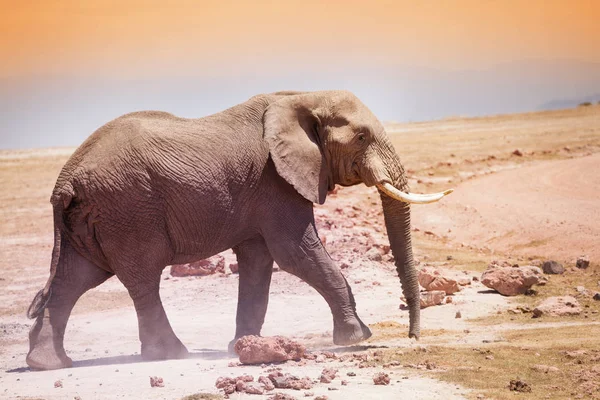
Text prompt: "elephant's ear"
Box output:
[[263, 94, 329, 204]]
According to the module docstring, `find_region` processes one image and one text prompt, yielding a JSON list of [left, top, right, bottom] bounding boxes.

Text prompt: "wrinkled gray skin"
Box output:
[[26, 91, 420, 370]]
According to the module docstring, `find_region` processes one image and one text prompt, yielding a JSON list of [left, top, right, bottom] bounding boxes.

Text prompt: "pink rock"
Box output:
[[170, 255, 225, 277], [320, 367, 338, 383], [373, 372, 390, 385], [258, 375, 275, 391], [149, 376, 164, 388], [458, 278, 472, 286], [481, 264, 544, 296], [236, 380, 264, 395], [268, 371, 313, 390], [533, 296, 581, 317], [234, 335, 305, 364], [271, 394, 300, 400], [215, 375, 254, 395], [420, 291, 446, 308], [418, 267, 460, 294]]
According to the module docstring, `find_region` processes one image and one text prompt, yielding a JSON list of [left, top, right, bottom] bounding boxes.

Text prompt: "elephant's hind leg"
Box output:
[[229, 237, 274, 352], [116, 267, 188, 361], [27, 240, 113, 370]]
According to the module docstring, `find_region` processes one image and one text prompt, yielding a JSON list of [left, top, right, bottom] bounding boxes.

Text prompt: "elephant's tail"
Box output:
[[26, 186, 73, 319]]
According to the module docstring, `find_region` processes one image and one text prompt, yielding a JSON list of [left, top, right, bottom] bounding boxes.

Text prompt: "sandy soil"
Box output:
[[412, 153, 600, 262], [1, 106, 599, 399]]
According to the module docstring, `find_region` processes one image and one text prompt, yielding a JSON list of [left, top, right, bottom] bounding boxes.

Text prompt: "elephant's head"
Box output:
[[264, 90, 453, 339]]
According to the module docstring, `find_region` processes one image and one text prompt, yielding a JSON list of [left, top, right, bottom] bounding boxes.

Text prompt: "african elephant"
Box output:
[[25, 90, 452, 370]]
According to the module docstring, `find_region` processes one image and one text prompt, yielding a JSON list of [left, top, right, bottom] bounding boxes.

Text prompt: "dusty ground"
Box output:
[[0, 105, 599, 399]]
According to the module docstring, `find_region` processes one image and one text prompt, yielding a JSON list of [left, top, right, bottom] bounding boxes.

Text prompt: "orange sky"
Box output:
[[2, 0, 599, 79]]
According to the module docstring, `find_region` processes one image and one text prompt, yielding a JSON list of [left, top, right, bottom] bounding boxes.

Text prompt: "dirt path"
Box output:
[[0, 262, 501, 399], [412, 153, 600, 263]]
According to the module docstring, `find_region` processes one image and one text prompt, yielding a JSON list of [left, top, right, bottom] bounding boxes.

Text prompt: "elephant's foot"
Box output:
[[26, 315, 73, 370], [141, 335, 189, 361], [26, 347, 73, 371], [333, 317, 372, 346]]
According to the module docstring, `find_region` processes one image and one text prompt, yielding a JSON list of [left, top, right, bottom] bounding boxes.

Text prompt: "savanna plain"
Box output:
[[1, 105, 599, 399]]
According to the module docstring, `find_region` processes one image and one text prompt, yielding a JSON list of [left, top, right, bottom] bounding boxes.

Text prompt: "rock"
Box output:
[[215, 375, 254, 395], [341, 380, 348, 385], [445, 296, 453, 304], [458, 278, 472, 286], [509, 379, 531, 392], [365, 247, 383, 261], [420, 291, 446, 308], [234, 335, 305, 364], [269, 393, 299, 400], [258, 375, 275, 391], [455, 311, 462, 318], [268, 371, 313, 390], [236, 380, 264, 395], [593, 293, 600, 301], [531, 364, 560, 373], [229, 262, 239, 274], [320, 367, 338, 383], [481, 264, 544, 296], [418, 268, 460, 294], [532, 296, 581, 317], [576, 255, 590, 269], [149, 376, 164, 388], [542, 260, 565, 275], [54, 380, 63, 388], [373, 372, 390, 385], [576, 286, 591, 296], [512, 149, 523, 157], [314, 396, 329, 400], [170, 255, 225, 277]]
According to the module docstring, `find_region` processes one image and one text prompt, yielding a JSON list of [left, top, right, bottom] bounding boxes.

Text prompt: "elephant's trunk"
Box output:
[[376, 143, 421, 339], [380, 189, 420, 338]]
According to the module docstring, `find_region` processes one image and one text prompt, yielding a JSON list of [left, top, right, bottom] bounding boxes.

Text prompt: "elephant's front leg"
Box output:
[[229, 237, 274, 352], [262, 206, 372, 346]]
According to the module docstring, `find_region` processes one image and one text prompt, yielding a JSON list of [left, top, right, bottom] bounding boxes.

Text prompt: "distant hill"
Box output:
[[538, 94, 600, 110]]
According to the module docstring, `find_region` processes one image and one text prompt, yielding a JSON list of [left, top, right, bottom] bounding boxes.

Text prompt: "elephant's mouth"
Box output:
[[377, 181, 454, 204]]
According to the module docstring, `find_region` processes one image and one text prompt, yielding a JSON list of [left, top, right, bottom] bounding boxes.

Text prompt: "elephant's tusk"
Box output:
[[377, 182, 454, 204]]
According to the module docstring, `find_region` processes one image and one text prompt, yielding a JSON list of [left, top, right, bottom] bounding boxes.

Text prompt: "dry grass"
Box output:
[[368, 324, 600, 399], [386, 105, 600, 193], [473, 265, 600, 326], [412, 233, 491, 272], [366, 320, 449, 343]]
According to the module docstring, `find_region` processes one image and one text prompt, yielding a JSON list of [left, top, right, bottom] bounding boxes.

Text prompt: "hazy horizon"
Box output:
[[2, 0, 600, 149]]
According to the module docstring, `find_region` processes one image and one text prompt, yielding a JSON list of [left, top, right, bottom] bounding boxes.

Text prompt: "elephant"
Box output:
[[25, 90, 452, 370]]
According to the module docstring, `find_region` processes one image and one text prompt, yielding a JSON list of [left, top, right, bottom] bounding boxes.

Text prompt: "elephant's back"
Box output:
[[53, 108, 269, 222]]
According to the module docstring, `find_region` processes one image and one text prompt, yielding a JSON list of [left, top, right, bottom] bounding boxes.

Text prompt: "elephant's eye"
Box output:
[[357, 133, 366, 142]]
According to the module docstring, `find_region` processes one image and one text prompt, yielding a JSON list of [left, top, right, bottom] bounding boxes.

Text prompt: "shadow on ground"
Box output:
[[6, 349, 231, 373]]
